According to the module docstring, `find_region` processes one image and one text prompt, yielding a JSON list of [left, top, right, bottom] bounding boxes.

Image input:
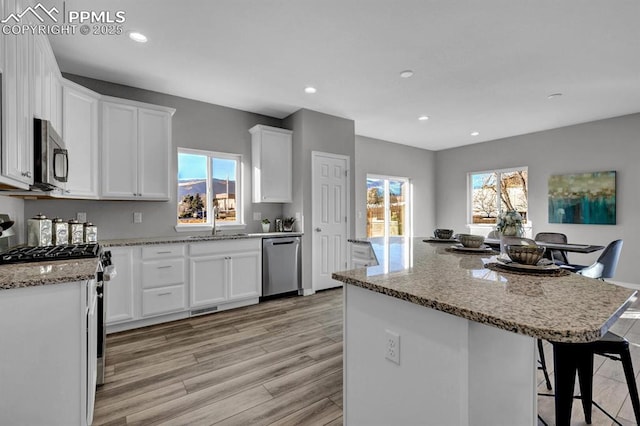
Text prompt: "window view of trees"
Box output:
[[471, 169, 528, 224], [177, 150, 240, 226]]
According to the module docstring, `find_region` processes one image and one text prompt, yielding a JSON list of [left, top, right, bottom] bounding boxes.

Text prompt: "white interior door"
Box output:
[[312, 152, 349, 291]]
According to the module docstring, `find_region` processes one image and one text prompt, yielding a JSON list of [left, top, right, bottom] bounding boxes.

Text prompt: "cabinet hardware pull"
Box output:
[[157, 292, 172, 296], [157, 251, 172, 254], [157, 265, 172, 269]]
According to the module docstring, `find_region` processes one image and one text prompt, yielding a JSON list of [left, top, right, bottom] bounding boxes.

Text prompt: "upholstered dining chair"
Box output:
[[535, 232, 569, 265]]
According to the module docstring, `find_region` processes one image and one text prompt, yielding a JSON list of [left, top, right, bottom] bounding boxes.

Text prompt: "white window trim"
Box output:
[[467, 166, 528, 225], [176, 148, 245, 232]]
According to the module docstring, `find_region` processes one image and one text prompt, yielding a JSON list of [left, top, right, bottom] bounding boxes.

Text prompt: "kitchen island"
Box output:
[[333, 237, 636, 425]]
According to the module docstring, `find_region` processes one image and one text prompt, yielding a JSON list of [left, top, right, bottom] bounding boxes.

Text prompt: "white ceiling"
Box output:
[[45, 0, 640, 151]]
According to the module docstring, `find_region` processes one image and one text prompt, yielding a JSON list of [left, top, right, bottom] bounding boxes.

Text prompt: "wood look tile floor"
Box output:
[[95, 289, 344, 426], [96, 288, 640, 426]]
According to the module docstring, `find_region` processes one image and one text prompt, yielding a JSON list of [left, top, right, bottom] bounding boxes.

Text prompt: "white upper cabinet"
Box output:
[[62, 80, 100, 198], [100, 97, 174, 200], [138, 108, 171, 199], [250, 125, 293, 203], [0, 0, 33, 189]]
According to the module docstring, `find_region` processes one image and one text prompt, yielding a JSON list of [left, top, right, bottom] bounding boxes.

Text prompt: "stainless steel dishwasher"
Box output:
[[262, 236, 301, 297]]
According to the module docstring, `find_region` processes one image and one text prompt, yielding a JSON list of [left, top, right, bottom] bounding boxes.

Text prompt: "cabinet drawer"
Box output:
[[189, 239, 260, 256], [142, 285, 186, 317], [141, 259, 185, 289], [142, 244, 185, 259]]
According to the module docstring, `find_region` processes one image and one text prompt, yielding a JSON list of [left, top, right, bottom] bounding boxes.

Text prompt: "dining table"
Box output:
[[484, 238, 605, 253]]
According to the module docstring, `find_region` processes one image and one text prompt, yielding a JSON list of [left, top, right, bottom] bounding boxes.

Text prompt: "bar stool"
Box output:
[[549, 240, 640, 425], [552, 332, 640, 425]]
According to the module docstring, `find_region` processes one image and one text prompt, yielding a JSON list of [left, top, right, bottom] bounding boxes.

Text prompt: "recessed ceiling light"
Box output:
[[128, 32, 148, 43], [470, 131, 480, 136], [304, 86, 317, 94], [547, 93, 563, 99], [400, 70, 414, 78], [418, 115, 430, 121]]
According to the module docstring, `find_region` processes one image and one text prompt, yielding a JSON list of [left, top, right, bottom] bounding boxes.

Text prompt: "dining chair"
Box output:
[[487, 230, 500, 239], [565, 239, 623, 278], [547, 240, 640, 425], [534, 232, 569, 265]]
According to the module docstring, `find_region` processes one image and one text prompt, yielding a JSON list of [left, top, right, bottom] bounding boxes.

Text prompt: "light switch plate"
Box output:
[[253, 212, 262, 221]]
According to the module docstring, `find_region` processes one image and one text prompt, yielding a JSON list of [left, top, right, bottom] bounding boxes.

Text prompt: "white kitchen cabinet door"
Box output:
[[50, 75, 63, 135], [100, 98, 173, 200], [0, 0, 33, 189], [101, 101, 138, 199], [228, 251, 261, 301], [106, 247, 137, 324], [138, 108, 171, 200], [62, 80, 100, 198], [250, 125, 293, 203], [0, 280, 91, 426], [32, 35, 48, 120], [189, 255, 227, 308]]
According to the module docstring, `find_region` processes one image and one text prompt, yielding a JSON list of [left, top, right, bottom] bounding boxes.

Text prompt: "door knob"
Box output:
[[315, 227, 322, 232]]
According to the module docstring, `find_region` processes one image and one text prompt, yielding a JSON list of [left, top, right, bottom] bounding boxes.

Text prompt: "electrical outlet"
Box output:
[[77, 212, 87, 223], [385, 329, 400, 364], [253, 212, 262, 221], [133, 212, 143, 223]]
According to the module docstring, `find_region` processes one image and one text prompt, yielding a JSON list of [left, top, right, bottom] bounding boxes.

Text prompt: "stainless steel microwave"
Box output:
[[33, 118, 68, 191]]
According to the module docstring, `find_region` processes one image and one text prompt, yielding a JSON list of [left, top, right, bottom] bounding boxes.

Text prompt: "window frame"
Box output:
[[175, 147, 244, 232], [467, 166, 528, 226]]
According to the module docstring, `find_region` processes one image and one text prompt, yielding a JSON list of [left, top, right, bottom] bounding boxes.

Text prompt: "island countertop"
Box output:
[[0, 258, 99, 290], [332, 237, 636, 343]]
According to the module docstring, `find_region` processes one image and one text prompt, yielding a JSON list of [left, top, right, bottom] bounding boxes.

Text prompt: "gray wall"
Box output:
[[25, 74, 285, 239], [355, 135, 436, 238], [435, 113, 640, 284], [283, 109, 356, 291]]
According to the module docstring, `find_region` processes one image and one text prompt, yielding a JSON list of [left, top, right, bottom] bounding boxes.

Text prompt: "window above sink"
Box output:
[[175, 148, 244, 232]]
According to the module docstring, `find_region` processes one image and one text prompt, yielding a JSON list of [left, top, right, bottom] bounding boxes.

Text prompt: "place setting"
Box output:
[[423, 228, 459, 244], [485, 244, 570, 276], [446, 234, 497, 254]]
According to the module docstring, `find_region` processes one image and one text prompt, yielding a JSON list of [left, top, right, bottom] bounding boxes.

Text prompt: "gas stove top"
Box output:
[[0, 243, 100, 264]]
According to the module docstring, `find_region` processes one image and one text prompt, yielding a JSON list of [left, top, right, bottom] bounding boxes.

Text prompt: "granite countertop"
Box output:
[[102, 232, 303, 247], [0, 258, 99, 290], [333, 237, 636, 343]]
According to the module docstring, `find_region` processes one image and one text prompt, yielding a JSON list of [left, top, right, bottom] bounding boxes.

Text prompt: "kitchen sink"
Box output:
[[186, 233, 249, 239]]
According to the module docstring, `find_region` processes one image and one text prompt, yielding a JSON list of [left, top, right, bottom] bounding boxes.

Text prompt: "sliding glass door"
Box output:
[[366, 175, 410, 238]]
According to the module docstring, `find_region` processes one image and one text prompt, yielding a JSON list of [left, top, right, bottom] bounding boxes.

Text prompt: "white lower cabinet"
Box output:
[[0, 280, 94, 426], [105, 247, 136, 324], [189, 239, 262, 310], [141, 246, 187, 317], [106, 239, 261, 332]]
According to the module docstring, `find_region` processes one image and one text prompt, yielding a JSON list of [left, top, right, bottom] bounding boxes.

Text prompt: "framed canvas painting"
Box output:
[[548, 171, 616, 225]]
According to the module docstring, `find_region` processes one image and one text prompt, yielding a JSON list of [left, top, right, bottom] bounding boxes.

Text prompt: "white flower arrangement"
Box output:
[[496, 210, 524, 235]]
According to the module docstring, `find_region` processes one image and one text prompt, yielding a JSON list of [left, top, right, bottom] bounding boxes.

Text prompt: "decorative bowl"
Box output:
[[506, 245, 546, 265], [456, 234, 485, 248], [434, 229, 454, 239]]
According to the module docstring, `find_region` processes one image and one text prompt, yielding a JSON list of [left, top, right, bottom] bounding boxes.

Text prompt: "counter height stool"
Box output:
[[549, 240, 640, 425]]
